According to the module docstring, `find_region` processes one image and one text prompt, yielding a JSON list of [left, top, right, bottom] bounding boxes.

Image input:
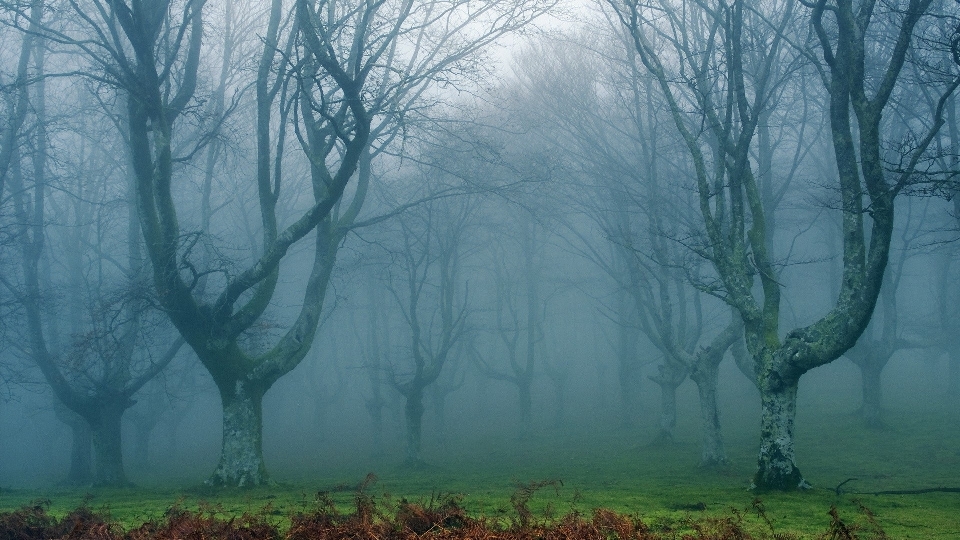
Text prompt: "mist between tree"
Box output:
[[0, 0, 959, 499]]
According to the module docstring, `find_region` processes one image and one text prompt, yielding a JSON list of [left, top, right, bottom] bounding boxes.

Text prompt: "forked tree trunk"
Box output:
[[651, 363, 686, 442], [754, 379, 805, 490], [209, 380, 267, 486], [688, 316, 740, 467], [847, 342, 892, 428]]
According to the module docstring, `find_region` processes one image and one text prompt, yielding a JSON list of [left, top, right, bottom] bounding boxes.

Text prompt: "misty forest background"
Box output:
[[1, 0, 960, 495]]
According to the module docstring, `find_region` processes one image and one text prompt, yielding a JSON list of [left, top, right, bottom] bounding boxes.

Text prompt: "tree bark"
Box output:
[[849, 350, 887, 428], [690, 361, 725, 467], [614, 0, 952, 492], [209, 380, 267, 486], [754, 376, 804, 490], [651, 363, 686, 442]]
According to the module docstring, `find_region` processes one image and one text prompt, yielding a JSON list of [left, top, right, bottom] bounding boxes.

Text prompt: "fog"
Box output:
[[1, 0, 959, 493]]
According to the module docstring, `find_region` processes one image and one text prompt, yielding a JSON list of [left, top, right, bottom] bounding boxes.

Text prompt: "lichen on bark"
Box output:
[[208, 380, 268, 487], [753, 380, 808, 491]]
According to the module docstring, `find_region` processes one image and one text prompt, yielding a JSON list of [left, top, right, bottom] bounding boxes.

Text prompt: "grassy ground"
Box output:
[[1, 407, 958, 538]]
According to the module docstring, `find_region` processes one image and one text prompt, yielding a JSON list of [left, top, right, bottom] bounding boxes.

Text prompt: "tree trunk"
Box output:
[[848, 344, 889, 428], [208, 380, 267, 486], [657, 382, 678, 442], [56, 402, 94, 485], [365, 282, 386, 454], [753, 380, 806, 490], [66, 420, 93, 486], [690, 362, 726, 467], [731, 338, 756, 385], [651, 363, 685, 442], [404, 387, 425, 465], [90, 404, 130, 487]]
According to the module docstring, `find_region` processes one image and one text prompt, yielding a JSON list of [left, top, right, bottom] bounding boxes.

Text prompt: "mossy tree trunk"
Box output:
[[754, 376, 803, 490], [113, 0, 370, 486], [97, 0, 545, 486], [692, 361, 725, 467], [688, 316, 742, 467], [209, 379, 267, 486]]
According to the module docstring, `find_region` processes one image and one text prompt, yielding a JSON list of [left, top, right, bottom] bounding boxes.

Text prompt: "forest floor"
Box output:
[[1, 408, 958, 538]]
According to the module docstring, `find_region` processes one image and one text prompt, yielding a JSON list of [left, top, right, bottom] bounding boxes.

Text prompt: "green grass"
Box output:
[[2, 407, 958, 538]]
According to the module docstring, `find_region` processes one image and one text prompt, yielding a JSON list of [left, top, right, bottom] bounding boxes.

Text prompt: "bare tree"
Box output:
[[471, 211, 547, 432], [844, 201, 929, 428], [611, 0, 960, 490], [0, 0, 41, 196], [21, 0, 552, 486], [8, 39, 184, 485], [510, 30, 745, 462], [356, 276, 390, 454], [387, 194, 472, 465]]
